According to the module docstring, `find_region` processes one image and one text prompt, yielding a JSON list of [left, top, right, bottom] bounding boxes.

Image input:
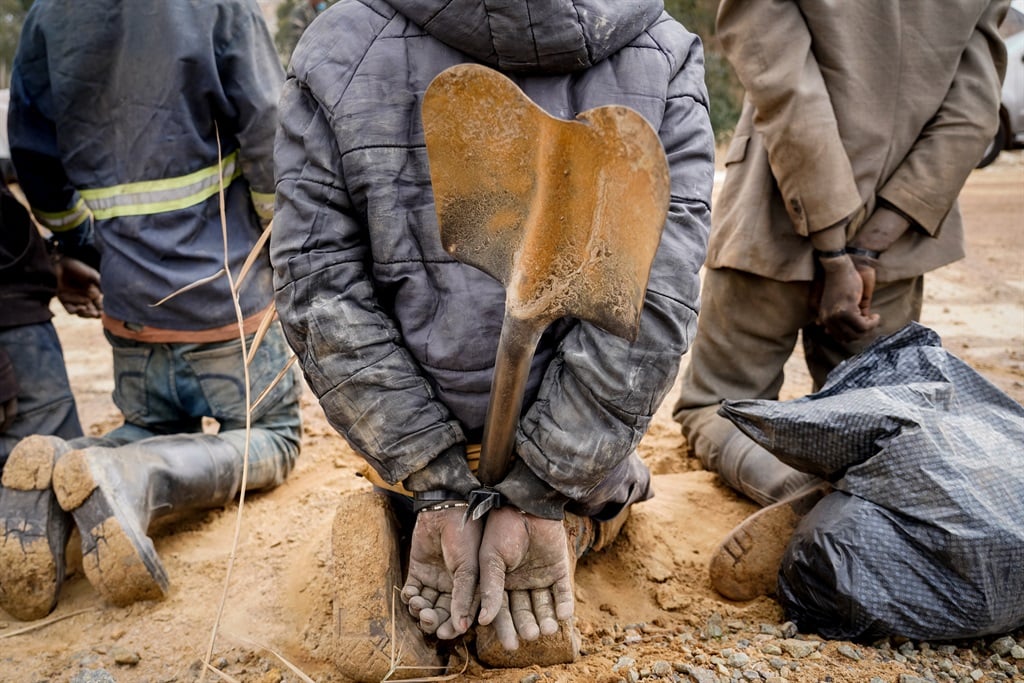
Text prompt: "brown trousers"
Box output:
[[673, 267, 923, 505]]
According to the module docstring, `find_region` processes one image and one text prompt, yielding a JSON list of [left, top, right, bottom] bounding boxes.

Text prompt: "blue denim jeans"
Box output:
[[0, 321, 84, 469], [93, 322, 302, 491]]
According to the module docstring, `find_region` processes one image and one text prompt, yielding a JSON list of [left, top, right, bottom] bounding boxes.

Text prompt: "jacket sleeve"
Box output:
[[7, 9, 94, 259], [216, 1, 285, 224], [716, 0, 862, 237], [499, 32, 715, 518], [877, 0, 1008, 235], [271, 77, 478, 495]]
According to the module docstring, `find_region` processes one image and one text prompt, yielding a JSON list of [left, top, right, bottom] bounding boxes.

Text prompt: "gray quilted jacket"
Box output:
[[271, 0, 714, 517]]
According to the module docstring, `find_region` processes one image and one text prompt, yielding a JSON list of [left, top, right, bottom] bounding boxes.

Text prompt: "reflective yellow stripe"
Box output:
[[33, 197, 90, 232], [250, 189, 275, 220], [80, 152, 242, 220]]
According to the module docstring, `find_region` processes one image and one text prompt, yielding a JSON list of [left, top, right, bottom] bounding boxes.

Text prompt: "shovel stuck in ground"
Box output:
[[423, 63, 670, 506]]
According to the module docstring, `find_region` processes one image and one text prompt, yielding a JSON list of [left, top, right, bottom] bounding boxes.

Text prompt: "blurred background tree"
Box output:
[[665, 0, 744, 143], [0, 0, 32, 88]]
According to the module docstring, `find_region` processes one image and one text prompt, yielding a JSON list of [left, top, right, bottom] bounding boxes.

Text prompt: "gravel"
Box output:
[[582, 613, 1024, 683]]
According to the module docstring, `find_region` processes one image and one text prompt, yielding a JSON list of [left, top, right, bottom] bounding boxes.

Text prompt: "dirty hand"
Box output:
[[816, 254, 880, 342], [56, 257, 103, 318], [477, 507, 574, 651], [401, 505, 483, 639]]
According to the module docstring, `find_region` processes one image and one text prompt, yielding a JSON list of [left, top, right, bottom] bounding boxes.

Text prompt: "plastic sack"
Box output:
[[719, 322, 1024, 641]]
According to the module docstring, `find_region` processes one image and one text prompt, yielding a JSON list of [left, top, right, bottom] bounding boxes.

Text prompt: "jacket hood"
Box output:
[[388, 0, 665, 73]]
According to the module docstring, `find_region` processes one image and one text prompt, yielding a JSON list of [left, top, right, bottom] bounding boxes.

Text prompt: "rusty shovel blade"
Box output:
[[423, 63, 669, 489]]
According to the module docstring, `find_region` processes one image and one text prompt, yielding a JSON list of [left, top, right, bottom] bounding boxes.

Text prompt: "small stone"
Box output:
[[705, 613, 724, 639], [70, 671, 116, 683], [970, 670, 984, 681], [651, 661, 672, 676], [990, 637, 1016, 656], [779, 622, 798, 638], [728, 652, 751, 668], [779, 638, 820, 659], [899, 675, 930, 683], [612, 656, 636, 673], [761, 644, 782, 656], [111, 647, 140, 666], [520, 675, 541, 683], [837, 644, 862, 661], [1010, 645, 1024, 660], [686, 667, 719, 683]]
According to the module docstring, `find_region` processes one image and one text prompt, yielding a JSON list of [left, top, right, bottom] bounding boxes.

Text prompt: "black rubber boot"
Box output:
[[51, 434, 245, 606], [0, 435, 74, 620]]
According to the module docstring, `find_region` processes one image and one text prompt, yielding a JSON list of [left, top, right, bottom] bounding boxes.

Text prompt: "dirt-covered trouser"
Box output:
[[0, 321, 83, 468], [99, 322, 302, 488], [673, 266, 922, 506]]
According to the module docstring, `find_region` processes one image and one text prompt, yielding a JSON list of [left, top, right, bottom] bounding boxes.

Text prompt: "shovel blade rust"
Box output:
[[423, 63, 669, 341], [422, 64, 670, 487]]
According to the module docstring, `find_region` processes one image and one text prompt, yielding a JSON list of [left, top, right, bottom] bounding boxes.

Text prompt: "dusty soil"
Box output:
[[1, 152, 1021, 683]]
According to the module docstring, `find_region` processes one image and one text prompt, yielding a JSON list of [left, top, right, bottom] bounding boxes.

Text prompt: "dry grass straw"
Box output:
[[160, 127, 451, 683], [149, 126, 304, 682]]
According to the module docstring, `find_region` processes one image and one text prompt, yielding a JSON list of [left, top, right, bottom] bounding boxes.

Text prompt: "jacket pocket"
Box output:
[[110, 345, 152, 424], [724, 134, 750, 166]]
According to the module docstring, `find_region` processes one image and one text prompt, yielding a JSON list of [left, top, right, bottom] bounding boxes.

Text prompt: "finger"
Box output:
[[418, 586, 440, 605], [448, 564, 478, 635], [418, 604, 449, 635], [477, 552, 508, 625], [551, 575, 575, 623], [400, 579, 421, 606], [489, 593, 519, 651], [428, 594, 457, 639], [509, 590, 540, 641], [530, 588, 558, 636], [407, 594, 433, 617]]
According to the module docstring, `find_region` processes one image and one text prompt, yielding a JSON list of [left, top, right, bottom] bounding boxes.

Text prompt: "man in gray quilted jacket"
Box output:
[[272, 0, 713, 675]]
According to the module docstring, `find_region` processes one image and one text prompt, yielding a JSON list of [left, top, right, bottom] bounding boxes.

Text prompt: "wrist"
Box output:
[[812, 247, 847, 260], [412, 489, 465, 513], [845, 245, 881, 260], [45, 236, 63, 265]]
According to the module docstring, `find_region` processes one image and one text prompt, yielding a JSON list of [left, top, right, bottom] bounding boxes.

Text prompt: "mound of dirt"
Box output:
[[0, 153, 1021, 683]]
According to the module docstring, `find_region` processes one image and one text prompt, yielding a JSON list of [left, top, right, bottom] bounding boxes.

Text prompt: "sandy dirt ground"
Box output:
[[0, 152, 1021, 683]]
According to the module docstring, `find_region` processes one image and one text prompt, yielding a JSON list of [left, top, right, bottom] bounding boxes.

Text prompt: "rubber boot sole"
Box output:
[[330, 489, 444, 682], [52, 448, 169, 606], [474, 513, 585, 668], [0, 436, 73, 620], [709, 482, 831, 601]]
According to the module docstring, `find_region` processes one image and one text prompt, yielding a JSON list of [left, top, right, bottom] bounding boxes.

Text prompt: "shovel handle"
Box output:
[[477, 312, 547, 486]]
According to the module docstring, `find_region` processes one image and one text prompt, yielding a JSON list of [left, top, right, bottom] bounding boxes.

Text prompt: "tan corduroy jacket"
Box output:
[[708, 0, 1009, 283]]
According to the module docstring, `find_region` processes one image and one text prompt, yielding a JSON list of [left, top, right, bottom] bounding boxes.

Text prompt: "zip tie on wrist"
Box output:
[[813, 248, 847, 260], [845, 246, 881, 259], [420, 501, 469, 513]]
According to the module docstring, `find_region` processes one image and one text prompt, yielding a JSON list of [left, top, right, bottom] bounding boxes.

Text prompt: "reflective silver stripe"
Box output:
[[80, 152, 241, 219], [33, 197, 90, 232]]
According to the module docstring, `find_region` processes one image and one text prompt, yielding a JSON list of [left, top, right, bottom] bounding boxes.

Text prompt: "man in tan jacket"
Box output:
[[673, 0, 1009, 601]]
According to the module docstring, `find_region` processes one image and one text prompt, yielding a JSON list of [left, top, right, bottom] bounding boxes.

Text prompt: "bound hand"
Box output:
[[401, 504, 482, 639], [477, 507, 574, 651], [816, 255, 880, 342], [56, 256, 102, 318]]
